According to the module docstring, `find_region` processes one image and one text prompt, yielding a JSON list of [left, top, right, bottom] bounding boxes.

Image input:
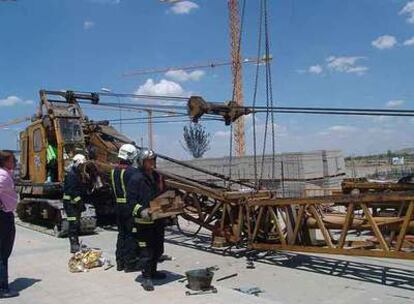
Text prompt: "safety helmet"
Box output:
[[118, 144, 138, 163], [72, 154, 86, 168], [138, 148, 156, 167]]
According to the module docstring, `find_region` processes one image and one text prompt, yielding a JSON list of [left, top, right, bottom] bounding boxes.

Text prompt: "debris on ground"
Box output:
[[68, 247, 112, 273], [234, 286, 264, 297], [216, 273, 238, 282]]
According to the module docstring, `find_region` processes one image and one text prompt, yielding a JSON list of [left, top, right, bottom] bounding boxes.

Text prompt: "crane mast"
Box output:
[[228, 0, 245, 156]]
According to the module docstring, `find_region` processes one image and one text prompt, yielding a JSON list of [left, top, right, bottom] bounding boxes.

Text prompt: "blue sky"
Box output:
[[0, 0, 413, 158]]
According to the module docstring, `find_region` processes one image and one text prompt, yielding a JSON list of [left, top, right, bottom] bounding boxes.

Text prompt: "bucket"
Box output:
[[185, 268, 214, 291]]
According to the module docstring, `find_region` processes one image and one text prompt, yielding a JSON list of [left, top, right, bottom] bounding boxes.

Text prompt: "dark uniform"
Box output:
[[110, 165, 141, 271], [63, 166, 88, 253], [128, 169, 164, 280]]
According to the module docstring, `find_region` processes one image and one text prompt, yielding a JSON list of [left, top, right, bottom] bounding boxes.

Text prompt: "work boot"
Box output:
[[0, 287, 19, 299], [116, 263, 125, 272], [123, 262, 142, 273], [158, 254, 172, 262], [69, 237, 80, 254], [151, 271, 167, 280], [141, 278, 154, 292]]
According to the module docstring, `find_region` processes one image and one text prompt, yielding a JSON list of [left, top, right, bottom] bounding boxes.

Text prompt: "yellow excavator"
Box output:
[[16, 90, 134, 237]]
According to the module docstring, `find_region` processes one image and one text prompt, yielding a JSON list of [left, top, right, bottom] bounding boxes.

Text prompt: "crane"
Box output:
[[228, 0, 244, 157], [151, 0, 249, 157]]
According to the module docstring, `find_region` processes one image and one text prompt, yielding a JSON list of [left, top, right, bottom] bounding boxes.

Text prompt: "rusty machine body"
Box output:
[[157, 98, 414, 260], [16, 90, 132, 236], [160, 170, 414, 260]]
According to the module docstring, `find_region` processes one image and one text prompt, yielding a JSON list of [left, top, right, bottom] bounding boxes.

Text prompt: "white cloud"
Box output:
[[83, 21, 95, 30], [308, 65, 323, 74], [253, 122, 288, 137], [165, 69, 205, 82], [0, 96, 33, 107], [328, 125, 358, 133], [386, 99, 405, 108], [371, 35, 397, 49], [326, 56, 368, 75], [214, 130, 230, 138], [400, 1, 414, 24], [403, 37, 414, 46], [135, 78, 189, 97], [170, 1, 199, 14]]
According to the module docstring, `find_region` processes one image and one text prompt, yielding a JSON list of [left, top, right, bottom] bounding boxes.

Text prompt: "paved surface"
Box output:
[[6, 224, 414, 304]]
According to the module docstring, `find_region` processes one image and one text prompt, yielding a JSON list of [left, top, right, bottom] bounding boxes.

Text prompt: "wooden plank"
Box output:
[[388, 202, 404, 246], [220, 203, 227, 230], [203, 201, 222, 224], [361, 203, 389, 251], [245, 205, 252, 240], [249, 243, 414, 260], [223, 190, 272, 200], [283, 206, 295, 244], [268, 207, 286, 245], [396, 201, 414, 250], [291, 205, 306, 245], [309, 205, 334, 248], [338, 202, 354, 248], [252, 207, 264, 241], [248, 191, 414, 207], [235, 205, 244, 240]]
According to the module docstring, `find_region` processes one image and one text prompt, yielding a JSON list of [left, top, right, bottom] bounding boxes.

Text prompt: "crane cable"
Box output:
[[265, 0, 276, 181], [251, 0, 264, 189], [259, 0, 272, 185]]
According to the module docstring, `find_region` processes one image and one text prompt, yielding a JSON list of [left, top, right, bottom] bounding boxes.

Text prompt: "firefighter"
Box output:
[[63, 154, 88, 254], [110, 143, 143, 272], [129, 149, 165, 291]]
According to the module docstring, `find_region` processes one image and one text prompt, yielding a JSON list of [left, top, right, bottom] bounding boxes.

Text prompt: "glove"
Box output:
[[140, 208, 151, 220]]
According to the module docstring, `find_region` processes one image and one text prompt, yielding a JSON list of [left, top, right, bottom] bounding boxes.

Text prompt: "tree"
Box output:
[[182, 123, 211, 158]]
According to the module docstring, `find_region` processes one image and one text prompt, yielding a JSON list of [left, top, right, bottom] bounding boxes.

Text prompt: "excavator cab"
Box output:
[[19, 90, 97, 183], [17, 90, 99, 236]]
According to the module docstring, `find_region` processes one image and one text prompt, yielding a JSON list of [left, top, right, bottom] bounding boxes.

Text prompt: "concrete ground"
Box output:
[[6, 224, 414, 304]]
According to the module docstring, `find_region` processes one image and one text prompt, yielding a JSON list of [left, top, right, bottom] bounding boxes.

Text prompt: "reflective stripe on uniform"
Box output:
[[111, 169, 116, 196], [73, 196, 81, 203], [132, 227, 137, 233], [134, 218, 154, 225], [47, 145, 57, 163], [63, 195, 71, 200], [111, 168, 127, 204], [67, 216, 77, 221], [132, 203, 142, 216], [138, 242, 147, 247], [120, 169, 126, 200]]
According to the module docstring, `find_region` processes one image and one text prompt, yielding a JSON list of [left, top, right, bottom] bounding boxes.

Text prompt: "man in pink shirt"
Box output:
[[0, 150, 19, 298]]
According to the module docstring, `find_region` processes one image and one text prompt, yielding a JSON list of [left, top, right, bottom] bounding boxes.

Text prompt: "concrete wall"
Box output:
[[159, 150, 345, 197]]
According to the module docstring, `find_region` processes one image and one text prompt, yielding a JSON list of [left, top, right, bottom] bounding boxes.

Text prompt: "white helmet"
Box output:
[[138, 148, 156, 167], [118, 144, 138, 163], [72, 154, 86, 168]]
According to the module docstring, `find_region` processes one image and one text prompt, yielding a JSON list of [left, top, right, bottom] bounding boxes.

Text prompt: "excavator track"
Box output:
[[16, 198, 97, 238]]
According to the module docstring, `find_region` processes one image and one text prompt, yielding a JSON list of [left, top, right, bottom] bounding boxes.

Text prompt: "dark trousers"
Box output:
[[137, 222, 164, 278], [63, 201, 82, 239], [0, 211, 15, 289], [116, 211, 137, 268]]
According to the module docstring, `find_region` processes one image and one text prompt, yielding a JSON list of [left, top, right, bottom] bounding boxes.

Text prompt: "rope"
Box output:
[[264, 0, 276, 180], [259, 0, 270, 184], [251, 0, 264, 189]]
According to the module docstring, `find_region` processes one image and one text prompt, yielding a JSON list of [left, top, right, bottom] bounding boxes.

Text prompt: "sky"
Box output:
[[0, 0, 413, 159]]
